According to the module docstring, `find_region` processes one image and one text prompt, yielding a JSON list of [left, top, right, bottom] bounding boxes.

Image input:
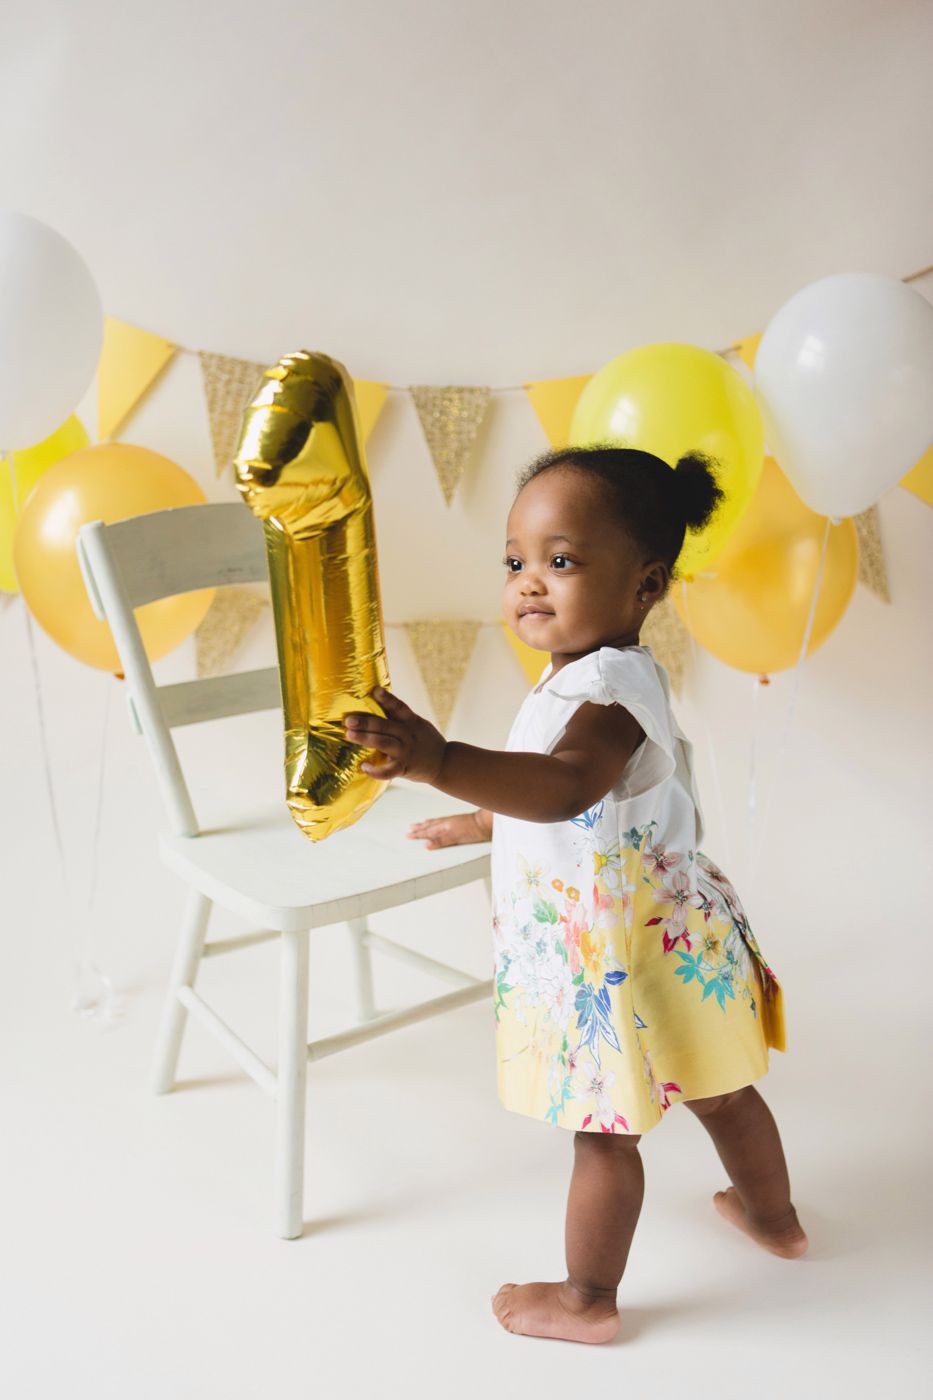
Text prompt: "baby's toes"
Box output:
[[492, 1283, 516, 1323]]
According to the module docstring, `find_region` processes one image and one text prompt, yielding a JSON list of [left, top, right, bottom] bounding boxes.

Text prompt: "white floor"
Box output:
[[2, 838, 930, 1399]]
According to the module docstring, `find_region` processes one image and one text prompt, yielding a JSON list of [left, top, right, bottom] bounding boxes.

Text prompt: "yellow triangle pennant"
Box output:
[[409, 386, 490, 506], [403, 620, 480, 729], [641, 594, 690, 697], [98, 318, 176, 440], [853, 506, 890, 603], [199, 352, 268, 478], [900, 443, 933, 507], [523, 375, 592, 448], [734, 333, 762, 372], [195, 585, 269, 678], [352, 379, 389, 444], [502, 623, 550, 689]]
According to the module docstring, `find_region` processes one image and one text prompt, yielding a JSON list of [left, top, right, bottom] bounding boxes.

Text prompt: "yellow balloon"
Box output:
[[0, 416, 90, 592], [672, 457, 859, 674], [571, 343, 764, 576], [234, 351, 391, 843], [14, 443, 215, 671]]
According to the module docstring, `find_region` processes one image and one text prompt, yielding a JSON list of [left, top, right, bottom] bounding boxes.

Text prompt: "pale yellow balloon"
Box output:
[[571, 342, 764, 576], [14, 443, 215, 671], [673, 457, 859, 674], [0, 416, 90, 592]]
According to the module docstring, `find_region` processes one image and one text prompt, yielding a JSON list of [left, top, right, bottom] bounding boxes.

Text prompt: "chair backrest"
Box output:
[[77, 502, 281, 837]]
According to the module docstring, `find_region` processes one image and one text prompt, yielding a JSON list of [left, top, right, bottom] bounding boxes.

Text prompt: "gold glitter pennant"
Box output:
[[199, 352, 268, 479], [403, 619, 480, 729], [854, 505, 890, 603], [642, 593, 690, 697], [409, 386, 490, 506], [195, 584, 269, 679]]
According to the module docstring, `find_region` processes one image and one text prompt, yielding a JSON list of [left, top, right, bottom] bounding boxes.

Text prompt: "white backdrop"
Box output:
[[1, 0, 931, 1000], [1, 5, 932, 1393]]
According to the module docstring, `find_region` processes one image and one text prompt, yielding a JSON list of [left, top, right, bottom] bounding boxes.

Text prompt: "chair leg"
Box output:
[[346, 916, 377, 1022], [275, 927, 310, 1240], [151, 889, 212, 1095]]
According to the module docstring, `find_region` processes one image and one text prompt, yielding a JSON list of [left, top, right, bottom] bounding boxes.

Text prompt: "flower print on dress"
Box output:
[[572, 972, 627, 1068], [646, 866, 707, 953], [643, 841, 682, 879], [642, 1049, 681, 1113], [574, 1060, 631, 1133]]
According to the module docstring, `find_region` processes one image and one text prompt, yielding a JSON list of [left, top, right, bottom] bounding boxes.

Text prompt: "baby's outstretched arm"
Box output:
[[344, 685, 643, 824]]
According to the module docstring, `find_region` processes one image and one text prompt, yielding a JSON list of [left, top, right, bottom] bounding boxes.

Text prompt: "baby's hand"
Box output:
[[344, 686, 446, 784], [407, 810, 492, 849]]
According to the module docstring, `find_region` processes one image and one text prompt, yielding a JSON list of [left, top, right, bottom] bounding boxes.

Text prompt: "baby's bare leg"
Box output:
[[685, 1085, 808, 1258], [492, 1131, 643, 1343]]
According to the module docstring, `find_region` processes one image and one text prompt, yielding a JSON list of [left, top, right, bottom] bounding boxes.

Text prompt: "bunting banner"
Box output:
[[501, 622, 549, 689], [403, 619, 480, 728], [642, 593, 690, 697], [523, 375, 592, 448], [98, 318, 176, 440], [353, 379, 390, 444], [199, 352, 268, 479], [854, 506, 890, 602], [734, 333, 762, 372], [195, 584, 269, 678], [900, 444, 933, 507], [410, 386, 490, 505]]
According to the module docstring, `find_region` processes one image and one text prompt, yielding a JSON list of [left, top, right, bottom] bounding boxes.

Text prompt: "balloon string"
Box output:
[[745, 671, 763, 881], [748, 515, 832, 888], [680, 579, 735, 872], [4, 452, 122, 1024], [3, 453, 72, 903]]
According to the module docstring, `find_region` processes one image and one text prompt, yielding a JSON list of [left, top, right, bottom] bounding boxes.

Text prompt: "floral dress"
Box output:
[[491, 645, 786, 1136]]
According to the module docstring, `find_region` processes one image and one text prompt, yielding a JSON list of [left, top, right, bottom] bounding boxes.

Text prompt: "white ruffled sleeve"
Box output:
[[543, 646, 677, 801]]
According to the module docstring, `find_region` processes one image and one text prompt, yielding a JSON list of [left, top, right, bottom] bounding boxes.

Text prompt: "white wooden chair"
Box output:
[[76, 502, 492, 1239]]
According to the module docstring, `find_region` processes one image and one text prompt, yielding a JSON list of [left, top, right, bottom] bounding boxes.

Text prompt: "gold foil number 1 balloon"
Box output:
[[234, 352, 390, 841]]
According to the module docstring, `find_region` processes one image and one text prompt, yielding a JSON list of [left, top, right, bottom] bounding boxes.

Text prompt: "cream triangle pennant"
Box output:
[[853, 506, 890, 603], [98, 318, 176, 440], [523, 375, 592, 448], [403, 620, 480, 729], [409, 386, 490, 505], [200, 352, 268, 478], [195, 585, 269, 678]]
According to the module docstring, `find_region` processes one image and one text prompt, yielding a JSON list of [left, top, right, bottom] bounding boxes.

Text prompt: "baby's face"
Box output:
[[503, 465, 666, 664]]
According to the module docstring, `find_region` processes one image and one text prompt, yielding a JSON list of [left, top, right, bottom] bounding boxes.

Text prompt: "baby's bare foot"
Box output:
[[713, 1186, 809, 1259], [491, 1280, 620, 1343]]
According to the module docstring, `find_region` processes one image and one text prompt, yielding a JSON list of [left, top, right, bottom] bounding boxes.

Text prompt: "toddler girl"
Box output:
[[344, 445, 807, 1344]]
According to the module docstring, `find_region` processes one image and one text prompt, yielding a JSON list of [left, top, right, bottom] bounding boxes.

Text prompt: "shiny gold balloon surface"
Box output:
[[234, 352, 390, 842]]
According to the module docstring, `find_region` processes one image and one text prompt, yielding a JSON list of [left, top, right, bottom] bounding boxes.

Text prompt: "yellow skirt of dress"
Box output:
[[493, 827, 785, 1136]]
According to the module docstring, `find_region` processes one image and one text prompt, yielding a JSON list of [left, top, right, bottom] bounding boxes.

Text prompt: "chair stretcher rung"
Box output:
[[361, 930, 484, 987], [176, 986, 278, 1097], [306, 978, 493, 1062], [202, 928, 279, 958]]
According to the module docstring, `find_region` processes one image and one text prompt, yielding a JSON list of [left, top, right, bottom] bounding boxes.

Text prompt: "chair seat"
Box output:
[[158, 781, 491, 932]]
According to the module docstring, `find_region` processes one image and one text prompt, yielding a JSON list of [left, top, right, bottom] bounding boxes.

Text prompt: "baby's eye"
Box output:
[[502, 556, 522, 572], [551, 554, 573, 569]]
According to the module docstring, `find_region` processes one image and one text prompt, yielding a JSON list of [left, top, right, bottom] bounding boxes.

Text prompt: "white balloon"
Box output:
[[754, 273, 933, 518], [0, 210, 102, 451]]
